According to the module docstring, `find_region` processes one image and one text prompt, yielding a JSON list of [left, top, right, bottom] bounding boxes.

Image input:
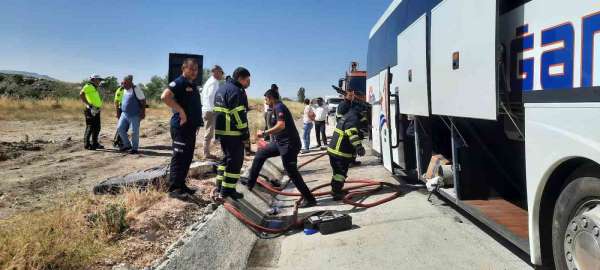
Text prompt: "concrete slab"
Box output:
[[247, 119, 533, 270]]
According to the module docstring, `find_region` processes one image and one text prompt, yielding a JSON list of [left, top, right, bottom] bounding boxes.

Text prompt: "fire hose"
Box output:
[[223, 178, 402, 234], [221, 151, 403, 234]]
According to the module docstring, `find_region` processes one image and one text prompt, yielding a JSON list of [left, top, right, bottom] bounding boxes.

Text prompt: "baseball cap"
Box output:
[[89, 74, 104, 81]]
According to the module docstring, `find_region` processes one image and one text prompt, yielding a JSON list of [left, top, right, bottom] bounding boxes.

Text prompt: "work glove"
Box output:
[[356, 145, 366, 157]]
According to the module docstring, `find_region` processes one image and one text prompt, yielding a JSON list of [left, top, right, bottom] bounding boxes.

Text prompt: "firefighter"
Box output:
[[335, 89, 354, 122], [161, 58, 204, 197], [335, 89, 368, 166], [214, 67, 251, 200], [327, 106, 368, 200], [243, 89, 318, 208]]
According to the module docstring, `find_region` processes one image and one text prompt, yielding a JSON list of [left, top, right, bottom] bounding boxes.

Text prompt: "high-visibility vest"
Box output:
[[81, 83, 103, 108], [114, 87, 124, 105]]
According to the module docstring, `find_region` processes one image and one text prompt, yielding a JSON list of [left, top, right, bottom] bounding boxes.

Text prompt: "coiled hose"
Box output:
[[220, 149, 404, 234]]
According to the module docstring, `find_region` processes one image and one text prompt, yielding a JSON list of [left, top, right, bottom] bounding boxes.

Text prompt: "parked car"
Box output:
[[325, 96, 343, 115]]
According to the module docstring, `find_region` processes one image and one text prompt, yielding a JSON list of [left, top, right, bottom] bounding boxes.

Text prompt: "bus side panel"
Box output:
[[397, 15, 430, 116], [500, 1, 600, 264], [430, 0, 498, 120], [525, 103, 600, 265], [368, 74, 382, 154]]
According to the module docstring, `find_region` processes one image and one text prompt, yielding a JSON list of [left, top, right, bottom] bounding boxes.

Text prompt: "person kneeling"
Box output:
[[243, 89, 317, 208]]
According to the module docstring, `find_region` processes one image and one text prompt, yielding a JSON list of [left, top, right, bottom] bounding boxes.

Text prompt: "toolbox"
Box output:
[[305, 211, 353, 235]]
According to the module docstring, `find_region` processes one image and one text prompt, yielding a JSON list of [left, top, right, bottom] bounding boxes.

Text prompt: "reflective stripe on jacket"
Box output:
[[327, 109, 362, 158], [213, 80, 249, 138]]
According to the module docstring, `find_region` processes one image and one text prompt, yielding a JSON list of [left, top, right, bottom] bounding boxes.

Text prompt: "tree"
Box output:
[[145, 75, 167, 101], [202, 68, 211, 84], [99, 76, 119, 100], [297, 87, 306, 103]]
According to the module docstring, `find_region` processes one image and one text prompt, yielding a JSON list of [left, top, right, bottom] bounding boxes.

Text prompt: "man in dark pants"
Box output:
[[328, 107, 367, 200], [243, 89, 317, 207], [214, 67, 251, 200], [161, 58, 204, 197], [80, 74, 104, 150]]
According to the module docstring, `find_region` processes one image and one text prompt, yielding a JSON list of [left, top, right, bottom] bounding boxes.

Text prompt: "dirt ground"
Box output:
[[0, 114, 218, 219]]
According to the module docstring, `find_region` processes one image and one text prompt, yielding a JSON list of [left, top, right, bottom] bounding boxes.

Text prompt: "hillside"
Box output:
[[0, 72, 80, 99], [0, 70, 57, 81]]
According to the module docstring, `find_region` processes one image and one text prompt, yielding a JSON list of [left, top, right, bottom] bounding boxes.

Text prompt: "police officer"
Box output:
[[214, 67, 251, 199], [327, 106, 369, 200], [80, 74, 104, 150], [161, 58, 204, 197], [244, 89, 318, 207]]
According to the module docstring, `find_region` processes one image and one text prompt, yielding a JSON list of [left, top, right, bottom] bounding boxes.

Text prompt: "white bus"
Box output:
[[368, 0, 600, 269]]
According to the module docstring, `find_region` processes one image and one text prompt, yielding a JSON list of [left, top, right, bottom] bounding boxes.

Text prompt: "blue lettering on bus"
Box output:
[[540, 23, 574, 90], [582, 12, 600, 87], [511, 25, 534, 92]]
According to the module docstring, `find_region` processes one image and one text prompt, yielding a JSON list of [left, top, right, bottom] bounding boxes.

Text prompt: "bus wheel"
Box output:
[[552, 176, 600, 270]]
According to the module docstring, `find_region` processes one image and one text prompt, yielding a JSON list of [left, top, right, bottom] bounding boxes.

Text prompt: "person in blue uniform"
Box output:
[[214, 67, 251, 200], [243, 89, 317, 207], [160, 58, 204, 197]]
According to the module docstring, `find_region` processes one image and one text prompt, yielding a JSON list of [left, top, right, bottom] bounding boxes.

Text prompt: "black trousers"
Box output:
[[329, 154, 352, 191], [314, 121, 327, 146], [169, 125, 198, 189], [219, 136, 244, 193], [113, 109, 123, 147], [84, 108, 101, 147], [248, 141, 316, 201]]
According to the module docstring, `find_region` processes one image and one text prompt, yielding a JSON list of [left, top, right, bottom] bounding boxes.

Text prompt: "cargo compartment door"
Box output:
[[368, 74, 382, 154], [397, 15, 429, 117], [430, 0, 498, 120]]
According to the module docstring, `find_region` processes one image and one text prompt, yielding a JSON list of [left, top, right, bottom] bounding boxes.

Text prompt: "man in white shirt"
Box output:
[[301, 98, 315, 153], [313, 97, 328, 148], [117, 75, 146, 154], [201, 65, 224, 159]]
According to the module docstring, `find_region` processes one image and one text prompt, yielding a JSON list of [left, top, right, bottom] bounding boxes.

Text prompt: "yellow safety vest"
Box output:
[[81, 83, 103, 108]]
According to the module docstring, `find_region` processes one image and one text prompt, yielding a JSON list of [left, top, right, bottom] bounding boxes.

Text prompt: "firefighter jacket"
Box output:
[[213, 80, 249, 140], [328, 108, 365, 159]]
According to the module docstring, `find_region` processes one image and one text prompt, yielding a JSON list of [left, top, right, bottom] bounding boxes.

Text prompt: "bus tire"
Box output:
[[552, 172, 600, 270]]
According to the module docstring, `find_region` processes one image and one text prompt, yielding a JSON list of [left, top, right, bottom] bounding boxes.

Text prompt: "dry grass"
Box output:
[[0, 97, 170, 122], [0, 187, 166, 270], [246, 98, 303, 142]]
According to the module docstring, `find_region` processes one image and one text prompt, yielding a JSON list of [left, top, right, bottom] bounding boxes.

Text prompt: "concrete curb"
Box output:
[[154, 161, 282, 270]]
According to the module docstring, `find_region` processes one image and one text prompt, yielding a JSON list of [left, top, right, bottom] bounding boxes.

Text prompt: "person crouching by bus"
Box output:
[[161, 58, 204, 198], [243, 89, 317, 207], [327, 107, 367, 200]]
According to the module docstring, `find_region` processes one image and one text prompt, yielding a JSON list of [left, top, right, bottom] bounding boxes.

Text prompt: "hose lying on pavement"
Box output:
[[221, 149, 404, 234], [223, 177, 402, 234]]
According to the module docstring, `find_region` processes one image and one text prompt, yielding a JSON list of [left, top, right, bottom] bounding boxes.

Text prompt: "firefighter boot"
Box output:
[[331, 180, 346, 201]]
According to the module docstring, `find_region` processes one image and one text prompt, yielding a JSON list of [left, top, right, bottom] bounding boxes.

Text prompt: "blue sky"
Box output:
[[0, 0, 389, 98]]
